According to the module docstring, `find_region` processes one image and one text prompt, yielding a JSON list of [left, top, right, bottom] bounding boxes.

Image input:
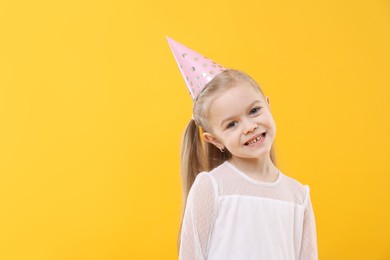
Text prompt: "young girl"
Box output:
[[167, 37, 318, 260]]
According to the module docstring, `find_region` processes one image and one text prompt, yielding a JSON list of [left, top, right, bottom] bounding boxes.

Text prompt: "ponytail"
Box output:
[[180, 119, 206, 207], [177, 119, 206, 252]]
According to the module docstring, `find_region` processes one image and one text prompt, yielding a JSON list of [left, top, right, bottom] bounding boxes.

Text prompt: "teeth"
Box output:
[[247, 135, 263, 145]]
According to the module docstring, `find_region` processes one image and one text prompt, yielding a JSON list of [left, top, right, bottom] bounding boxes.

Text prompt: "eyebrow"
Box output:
[[220, 100, 262, 128]]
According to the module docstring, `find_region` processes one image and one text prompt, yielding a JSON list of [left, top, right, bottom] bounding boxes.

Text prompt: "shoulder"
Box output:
[[190, 171, 218, 197], [282, 173, 308, 192], [281, 172, 311, 206], [186, 172, 219, 212], [189, 163, 228, 196]]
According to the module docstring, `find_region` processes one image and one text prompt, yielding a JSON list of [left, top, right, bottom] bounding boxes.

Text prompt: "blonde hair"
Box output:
[[177, 69, 277, 252]]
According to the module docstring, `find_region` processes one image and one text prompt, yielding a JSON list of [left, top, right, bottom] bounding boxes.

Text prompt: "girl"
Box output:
[[167, 37, 318, 260]]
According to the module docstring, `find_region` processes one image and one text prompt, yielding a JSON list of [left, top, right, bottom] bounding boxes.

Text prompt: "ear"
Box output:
[[202, 132, 224, 150], [265, 96, 271, 109]]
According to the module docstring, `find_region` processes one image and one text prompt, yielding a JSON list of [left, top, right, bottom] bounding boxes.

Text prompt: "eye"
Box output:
[[250, 107, 261, 115], [226, 121, 238, 129]]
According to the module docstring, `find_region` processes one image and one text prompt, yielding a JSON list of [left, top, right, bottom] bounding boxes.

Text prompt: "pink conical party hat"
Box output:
[[166, 37, 226, 99]]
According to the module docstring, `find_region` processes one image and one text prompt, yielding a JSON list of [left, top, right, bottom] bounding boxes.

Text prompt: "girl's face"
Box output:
[[202, 81, 276, 161]]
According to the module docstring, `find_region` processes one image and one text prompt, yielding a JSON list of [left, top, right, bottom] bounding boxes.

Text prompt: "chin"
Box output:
[[232, 152, 269, 160]]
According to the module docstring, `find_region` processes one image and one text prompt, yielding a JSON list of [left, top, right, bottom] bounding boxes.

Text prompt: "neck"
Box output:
[[228, 154, 278, 180]]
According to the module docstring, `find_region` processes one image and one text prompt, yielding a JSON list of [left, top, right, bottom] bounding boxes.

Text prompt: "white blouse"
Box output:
[[179, 161, 318, 260]]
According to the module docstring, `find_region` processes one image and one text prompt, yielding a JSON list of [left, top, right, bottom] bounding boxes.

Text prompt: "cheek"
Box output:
[[264, 115, 276, 127], [268, 120, 277, 138], [228, 132, 241, 144], [271, 118, 277, 130], [223, 133, 237, 145]]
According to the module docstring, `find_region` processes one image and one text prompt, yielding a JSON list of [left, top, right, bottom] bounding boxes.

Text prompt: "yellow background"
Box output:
[[0, 0, 389, 259]]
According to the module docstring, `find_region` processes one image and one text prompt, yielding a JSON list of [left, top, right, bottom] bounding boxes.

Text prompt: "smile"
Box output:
[[244, 132, 266, 146]]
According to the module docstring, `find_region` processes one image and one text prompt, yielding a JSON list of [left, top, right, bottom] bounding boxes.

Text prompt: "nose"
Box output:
[[242, 120, 258, 135]]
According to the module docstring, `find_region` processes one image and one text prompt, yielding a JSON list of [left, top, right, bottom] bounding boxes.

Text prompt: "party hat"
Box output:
[[166, 37, 226, 99]]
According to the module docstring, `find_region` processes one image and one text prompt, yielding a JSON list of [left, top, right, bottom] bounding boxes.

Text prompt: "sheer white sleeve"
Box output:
[[300, 186, 318, 260], [179, 173, 218, 260]]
